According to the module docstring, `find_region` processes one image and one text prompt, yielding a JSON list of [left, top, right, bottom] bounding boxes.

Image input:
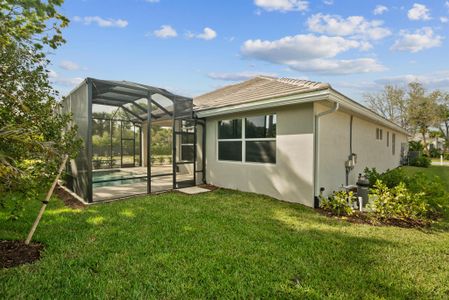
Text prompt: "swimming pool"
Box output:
[[92, 170, 147, 188]]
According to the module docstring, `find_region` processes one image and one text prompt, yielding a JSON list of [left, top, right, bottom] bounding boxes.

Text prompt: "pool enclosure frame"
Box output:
[[61, 78, 204, 203]]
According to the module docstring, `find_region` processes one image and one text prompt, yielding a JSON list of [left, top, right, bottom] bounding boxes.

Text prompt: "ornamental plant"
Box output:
[[320, 190, 355, 216]]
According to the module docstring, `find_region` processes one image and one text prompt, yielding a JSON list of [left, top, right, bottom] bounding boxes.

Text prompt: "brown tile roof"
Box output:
[[193, 76, 330, 111]]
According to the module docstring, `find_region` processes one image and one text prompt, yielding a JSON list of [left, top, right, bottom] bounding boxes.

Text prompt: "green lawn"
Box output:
[[1, 178, 449, 298], [402, 165, 449, 191]]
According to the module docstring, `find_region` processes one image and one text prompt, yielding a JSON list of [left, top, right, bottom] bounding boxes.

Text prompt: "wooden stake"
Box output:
[[25, 154, 69, 245]]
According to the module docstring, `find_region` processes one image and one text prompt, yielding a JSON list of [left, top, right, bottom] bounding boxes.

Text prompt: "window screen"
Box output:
[[245, 114, 276, 164], [218, 119, 242, 139], [245, 115, 277, 138], [218, 141, 242, 161], [217, 115, 276, 163], [246, 141, 276, 163]]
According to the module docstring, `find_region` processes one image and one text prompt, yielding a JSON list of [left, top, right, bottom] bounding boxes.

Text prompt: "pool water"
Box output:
[[93, 170, 147, 188]]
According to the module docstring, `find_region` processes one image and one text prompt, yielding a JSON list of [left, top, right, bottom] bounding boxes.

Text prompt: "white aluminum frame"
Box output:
[[216, 114, 277, 165]]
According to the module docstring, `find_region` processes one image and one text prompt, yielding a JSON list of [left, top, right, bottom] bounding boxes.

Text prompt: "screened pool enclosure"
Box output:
[[61, 78, 204, 202]]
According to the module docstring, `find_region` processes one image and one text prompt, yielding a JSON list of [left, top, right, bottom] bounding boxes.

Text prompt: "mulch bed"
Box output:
[[317, 208, 432, 228], [54, 184, 85, 209], [1, 185, 84, 269], [0, 240, 44, 269]]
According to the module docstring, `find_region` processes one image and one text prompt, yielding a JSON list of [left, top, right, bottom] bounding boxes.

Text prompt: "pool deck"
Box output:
[[92, 165, 194, 202]]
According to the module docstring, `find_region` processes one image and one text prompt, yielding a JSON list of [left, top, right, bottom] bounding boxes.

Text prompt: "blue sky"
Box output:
[[50, 0, 449, 103]]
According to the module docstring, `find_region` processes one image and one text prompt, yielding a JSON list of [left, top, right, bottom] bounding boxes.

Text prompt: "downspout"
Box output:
[[346, 115, 353, 185], [313, 101, 340, 208]]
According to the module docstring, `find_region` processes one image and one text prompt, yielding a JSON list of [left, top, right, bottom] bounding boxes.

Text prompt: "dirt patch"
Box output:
[[0, 240, 44, 269], [54, 185, 85, 209], [317, 208, 432, 228]]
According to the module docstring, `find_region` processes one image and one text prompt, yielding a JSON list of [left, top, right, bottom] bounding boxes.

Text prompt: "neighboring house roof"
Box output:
[[193, 76, 329, 111], [194, 76, 408, 135]]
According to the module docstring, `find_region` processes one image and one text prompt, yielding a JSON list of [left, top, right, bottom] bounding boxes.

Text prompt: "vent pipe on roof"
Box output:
[[313, 101, 340, 208]]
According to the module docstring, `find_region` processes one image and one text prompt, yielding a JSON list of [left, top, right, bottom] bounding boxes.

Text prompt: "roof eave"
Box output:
[[195, 88, 331, 118], [328, 89, 409, 135]]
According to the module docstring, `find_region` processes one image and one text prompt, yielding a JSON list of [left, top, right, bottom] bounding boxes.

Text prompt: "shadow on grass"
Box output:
[[1, 190, 447, 298]]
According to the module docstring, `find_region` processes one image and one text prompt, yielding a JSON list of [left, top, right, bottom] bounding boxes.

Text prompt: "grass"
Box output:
[[401, 165, 449, 192], [1, 170, 449, 298]]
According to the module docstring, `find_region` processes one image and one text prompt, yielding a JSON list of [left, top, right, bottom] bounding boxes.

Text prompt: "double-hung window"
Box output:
[[245, 115, 276, 163], [218, 119, 243, 161], [217, 114, 277, 164]]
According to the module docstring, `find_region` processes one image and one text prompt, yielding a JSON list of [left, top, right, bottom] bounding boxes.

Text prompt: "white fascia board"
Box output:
[[329, 90, 408, 135], [195, 89, 330, 118]]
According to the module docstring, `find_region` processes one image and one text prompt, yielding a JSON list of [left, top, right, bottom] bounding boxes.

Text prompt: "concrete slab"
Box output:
[[177, 186, 211, 195]]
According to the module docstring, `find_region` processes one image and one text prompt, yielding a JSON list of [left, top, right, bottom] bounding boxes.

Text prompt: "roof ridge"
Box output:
[[276, 77, 330, 89]]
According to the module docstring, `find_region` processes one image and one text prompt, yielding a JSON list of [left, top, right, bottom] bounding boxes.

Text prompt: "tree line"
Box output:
[[364, 82, 449, 154]]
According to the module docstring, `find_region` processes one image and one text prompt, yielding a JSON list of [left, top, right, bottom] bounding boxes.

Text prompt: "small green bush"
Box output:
[[369, 180, 429, 222], [320, 191, 355, 216], [409, 141, 424, 152], [409, 156, 431, 168], [429, 148, 442, 158], [363, 167, 448, 215]]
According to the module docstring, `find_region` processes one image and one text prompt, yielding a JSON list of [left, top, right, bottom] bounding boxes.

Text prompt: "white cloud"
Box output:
[[446, 1, 449, 9], [153, 25, 177, 38], [48, 70, 83, 87], [307, 13, 391, 40], [241, 34, 385, 75], [441, 17, 449, 23], [285, 58, 386, 74], [375, 71, 449, 90], [59, 60, 80, 71], [254, 0, 308, 12], [323, 0, 333, 5], [407, 3, 431, 21], [145, 0, 160, 2], [373, 5, 388, 15], [186, 27, 217, 40], [208, 71, 277, 81], [73, 16, 128, 28], [391, 27, 442, 52]]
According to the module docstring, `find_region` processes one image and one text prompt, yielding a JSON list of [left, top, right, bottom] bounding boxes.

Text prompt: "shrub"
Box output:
[[363, 167, 381, 187], [409, 141, 424, 152], [363, 167, 448, 215], [369, 180, 429, 222], [409, 156, 431, 168], [429, 148, 442, 158], [320, 191, 355, 216]]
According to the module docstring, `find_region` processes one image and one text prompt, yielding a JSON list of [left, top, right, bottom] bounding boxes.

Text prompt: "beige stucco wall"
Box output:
[[204, 103, 315, 207], [315, 102, 408, 197]]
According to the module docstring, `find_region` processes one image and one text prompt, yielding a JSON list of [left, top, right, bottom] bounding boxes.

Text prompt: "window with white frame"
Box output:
[[217, 114, 277, 163], [217, 119, 242, 161]]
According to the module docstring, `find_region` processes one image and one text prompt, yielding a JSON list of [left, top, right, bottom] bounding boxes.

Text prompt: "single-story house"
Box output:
[[62, 76, 408, 207], [194, 76, 408, 207]]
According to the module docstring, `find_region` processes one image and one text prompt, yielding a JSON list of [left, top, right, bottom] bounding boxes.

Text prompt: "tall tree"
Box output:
[[0, 0, 79, 217], [436, 93, 449, 153], [364, 85, 409, 131], [407, 82, 440, 153]]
